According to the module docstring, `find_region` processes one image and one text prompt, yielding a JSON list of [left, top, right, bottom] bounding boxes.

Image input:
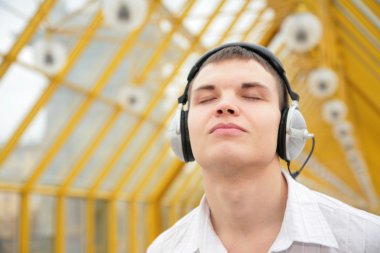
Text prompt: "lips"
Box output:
[[209, 123, 246, 134]]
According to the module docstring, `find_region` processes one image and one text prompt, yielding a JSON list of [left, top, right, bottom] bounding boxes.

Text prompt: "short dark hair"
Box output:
[[188, 46, 289, 109]]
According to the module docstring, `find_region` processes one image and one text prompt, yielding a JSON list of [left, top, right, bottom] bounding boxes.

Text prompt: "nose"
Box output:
[[216, 102, 240, 116]]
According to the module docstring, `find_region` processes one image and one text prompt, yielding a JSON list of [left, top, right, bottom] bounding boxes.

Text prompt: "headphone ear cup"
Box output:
[[169, 107, 186, 161], [168, 107, 194, 162], [285, 105, 308, 161], [277, 107, 289, 161], [180, 110, 194, 162]]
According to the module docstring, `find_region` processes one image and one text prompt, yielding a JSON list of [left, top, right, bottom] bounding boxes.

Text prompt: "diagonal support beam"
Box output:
[[0, 0, 57, 81]]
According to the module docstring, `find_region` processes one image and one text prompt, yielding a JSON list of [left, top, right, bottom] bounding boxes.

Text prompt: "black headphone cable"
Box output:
[[287, 137, 315, 179]]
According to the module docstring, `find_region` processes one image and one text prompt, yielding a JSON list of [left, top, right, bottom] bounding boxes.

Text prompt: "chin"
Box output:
[[194, 144, 278, 172], [195, 146, 251, 168]]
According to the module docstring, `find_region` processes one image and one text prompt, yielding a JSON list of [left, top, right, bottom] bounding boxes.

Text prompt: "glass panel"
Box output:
[[0, 1, 38, 53], [30, 195, 56, 253], [66, 198, 85, 253], [121, 136, 168, 195], [0, 192, 20, 253], [0, 62, 47, 182], [101, 59, 133, 100], [136, 202, 147, 253], [136, 149, 173, 198], [0, 62, 47, 148], [116, 201, 129, 253], [38, 101, 113, 185], [72, 112, 137, 189], [100, 123, 155, 192], [48, 1, 96, 26], [1, 86, 84, 183], [101, 24, 164, 100], [67, 39, 119, 90], [160, 204, 170, 231]]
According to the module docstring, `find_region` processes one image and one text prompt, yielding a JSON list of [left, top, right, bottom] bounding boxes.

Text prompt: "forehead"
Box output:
[[191, 59, 278, 91]]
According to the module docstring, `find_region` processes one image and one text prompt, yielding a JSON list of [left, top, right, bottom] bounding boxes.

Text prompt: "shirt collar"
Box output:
[[270, 171, 339, 251]]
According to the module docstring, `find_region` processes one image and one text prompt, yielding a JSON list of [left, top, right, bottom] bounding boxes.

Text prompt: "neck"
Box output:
[[202, 159, 288, 252]]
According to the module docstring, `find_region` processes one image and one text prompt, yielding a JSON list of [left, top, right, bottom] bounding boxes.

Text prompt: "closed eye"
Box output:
[[199, 97, 217, 104], [243, 96, 261, 101]]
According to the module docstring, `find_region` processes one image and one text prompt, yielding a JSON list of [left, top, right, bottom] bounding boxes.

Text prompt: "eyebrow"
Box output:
[[241, 82, 269, 91], [193, 84, 216, 93]]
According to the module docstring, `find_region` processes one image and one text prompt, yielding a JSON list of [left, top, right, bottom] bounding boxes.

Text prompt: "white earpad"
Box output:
[[169, 107, 185, 161], [286, 104, 313, 160]]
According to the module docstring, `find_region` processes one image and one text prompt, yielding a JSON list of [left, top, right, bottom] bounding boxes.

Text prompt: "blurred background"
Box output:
[[0, 0, 379, 252]]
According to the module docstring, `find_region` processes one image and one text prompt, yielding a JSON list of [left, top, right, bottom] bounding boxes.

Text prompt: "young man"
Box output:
[[148, 43, 380, 253]]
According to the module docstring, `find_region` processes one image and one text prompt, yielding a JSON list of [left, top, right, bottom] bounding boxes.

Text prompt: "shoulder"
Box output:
[[311, 189, 380, 251], [312, 189, 380, 225], [147, 207, 200, 253]]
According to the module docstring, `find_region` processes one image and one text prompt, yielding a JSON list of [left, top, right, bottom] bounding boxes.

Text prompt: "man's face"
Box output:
[[187, 59, 281, 170]]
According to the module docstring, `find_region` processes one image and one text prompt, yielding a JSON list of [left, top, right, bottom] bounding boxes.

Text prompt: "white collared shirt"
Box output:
[[147, 172, 380, 253]]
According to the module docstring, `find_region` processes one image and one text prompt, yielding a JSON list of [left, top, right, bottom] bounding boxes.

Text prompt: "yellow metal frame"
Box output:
[[0, 1, 378, 253], [0, 0, 57, 80], [0, 12, 103, 167], [133, 1, 197, 84], [18, 13, 103, 253]]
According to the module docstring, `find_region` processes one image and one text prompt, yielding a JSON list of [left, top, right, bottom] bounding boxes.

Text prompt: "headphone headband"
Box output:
[[178, 42, 300, 105]]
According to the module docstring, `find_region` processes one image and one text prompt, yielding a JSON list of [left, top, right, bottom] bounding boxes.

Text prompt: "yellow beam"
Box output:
[[0, 182, 22, 192], [0, 0, 57, 80], [0, 182, 116, 199], [240, 7, 268, 40], [0, 12, 103, 167], [339, 0, 380, 40], [332, 5, 380, 59], [86, 198, 95, 253], [259, 1, 297, 46], [129, 202, 138, 253], [362, 0, 380, 18], [20, 193, 30, 253], [344, 53, 379, 101], [59, 107, 122, 194], [146, 201, 161, 245], [309, 0, 338, 67], [133, 0, 197, 84], [56, 196, 65, 253], [312, 0, 352, 106], [337, 28, 380, 78], [215, 0, 251, 45]]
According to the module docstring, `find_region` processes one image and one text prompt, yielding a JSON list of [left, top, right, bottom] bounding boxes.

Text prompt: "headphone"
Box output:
[[169, 42, 314, 170]]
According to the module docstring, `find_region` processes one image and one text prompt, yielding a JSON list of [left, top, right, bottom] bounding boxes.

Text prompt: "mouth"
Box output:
[[209, 123, 246, 134]]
